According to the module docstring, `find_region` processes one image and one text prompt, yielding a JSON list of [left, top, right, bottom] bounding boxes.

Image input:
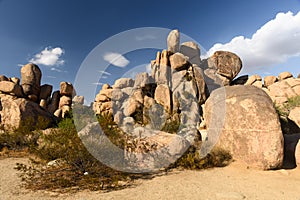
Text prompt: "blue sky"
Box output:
[[0, 0, 300, 103]]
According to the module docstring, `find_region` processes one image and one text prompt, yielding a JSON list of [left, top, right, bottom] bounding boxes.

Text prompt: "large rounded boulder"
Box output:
[[203, 85, 284, 170]]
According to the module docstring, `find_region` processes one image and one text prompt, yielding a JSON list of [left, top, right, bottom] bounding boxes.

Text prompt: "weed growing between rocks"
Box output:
[[275, 96, 300, 134], [275, 96, 300, 118]]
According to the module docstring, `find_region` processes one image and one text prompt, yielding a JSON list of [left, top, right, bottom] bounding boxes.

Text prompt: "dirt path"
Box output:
[[1, 157, 300, 200]]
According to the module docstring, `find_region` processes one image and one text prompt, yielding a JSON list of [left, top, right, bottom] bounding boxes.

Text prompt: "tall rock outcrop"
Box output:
[[21, 63, 42, 102], [93, 30, 243, 147]]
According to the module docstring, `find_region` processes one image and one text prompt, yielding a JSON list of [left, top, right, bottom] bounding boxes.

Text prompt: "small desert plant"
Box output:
[[169, 146, 232, 170], [17, 116, 133, 192], [161, 116, 181, 134], [275, 96, 300, 118], [14, 107, 232, 193], [0, 117, 48, 152], [275, 96, 300, 134]]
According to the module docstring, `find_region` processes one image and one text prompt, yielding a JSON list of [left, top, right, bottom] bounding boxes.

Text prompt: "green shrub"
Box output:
[[169, 146, 232, 170], [276, 96, 300, 118], [0, 117, 47, 152], [17, 116, 133, 192], [275, 96, 300, 134], [13, 107, 232, 193]]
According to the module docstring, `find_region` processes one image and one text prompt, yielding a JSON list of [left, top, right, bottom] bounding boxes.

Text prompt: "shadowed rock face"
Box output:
[[204, 85, 284, 170]]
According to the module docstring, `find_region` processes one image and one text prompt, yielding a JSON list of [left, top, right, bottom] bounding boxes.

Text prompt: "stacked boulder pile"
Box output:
[[92, 29, 291, 170], [0, 63, 83, 129], [233, 71, 300, 105]]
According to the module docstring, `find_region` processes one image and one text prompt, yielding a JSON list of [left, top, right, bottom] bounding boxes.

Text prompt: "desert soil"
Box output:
[[1, 157, 300, 200]]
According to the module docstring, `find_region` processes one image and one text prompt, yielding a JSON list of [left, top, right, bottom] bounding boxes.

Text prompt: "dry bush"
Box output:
[[11, 105, 232, 193]]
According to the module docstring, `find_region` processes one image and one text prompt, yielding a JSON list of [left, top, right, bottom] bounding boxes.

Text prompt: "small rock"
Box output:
[[40, 99, 47, 109], [39, 84, 53, 100], [167, 29, 180, 53], [102, 83, 111, 90], [72, 95, 84, 105], [264, 75, 278, 87], [60, 82, 76, 97], [20, 63, 42, 97], [54, 109, 62, 118], [208, 51, 242, 81], [278, 71, 293, 81], [99, 88, 113, 99], [169, 52, 190, 71], [154, 84, 171, 113], [160, 50, 170, 66], [245, 74, 262, 85], [10, 77, 20, 85], [134, 72, 153, 88], [61, 105, 71, 118], [252, 80, 263, 88], [113, 78, 134, 89], [48, 91, 60, 113], [180, 41, 201, 66], [0, 75, 9, 82], [0, 81, 23, 97], [113, 111, 124, 125], [59, 96, 72, 108], [27, 94, 38, 102], [288, 107, 300, 127], [95, 93, 110, 102]]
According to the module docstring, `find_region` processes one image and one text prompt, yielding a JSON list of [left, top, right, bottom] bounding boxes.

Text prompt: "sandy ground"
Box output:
[[1, 157, 300, 200]]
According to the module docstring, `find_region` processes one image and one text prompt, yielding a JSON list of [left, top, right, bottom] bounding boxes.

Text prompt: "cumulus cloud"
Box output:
[[92, 82, 104, 86], [103, 52, 129, 67], [205, 11, 300, 72], [30, 47, 65, 66], [50, 67, 62, 72]]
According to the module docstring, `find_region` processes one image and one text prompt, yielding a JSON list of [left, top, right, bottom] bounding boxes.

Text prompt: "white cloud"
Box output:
[[30, 47, 65, 66], [50, 67, 62, 72], [103, 52, 129, 67], [205, 11, 300, 72], [98, 70, 112, 76], [92, 82, 104, 86]]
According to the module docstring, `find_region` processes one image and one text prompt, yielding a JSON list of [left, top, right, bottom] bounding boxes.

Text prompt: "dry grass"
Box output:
[[0, 105, 232, 193]]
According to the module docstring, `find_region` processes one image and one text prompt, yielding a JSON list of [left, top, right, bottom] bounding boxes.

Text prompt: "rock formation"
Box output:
[[92, 29, 300, 170], [1, 29, 299, 171], [92, 29, 248, 170], [0, 64, 83, 130], [203, 85, 284, 170]]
